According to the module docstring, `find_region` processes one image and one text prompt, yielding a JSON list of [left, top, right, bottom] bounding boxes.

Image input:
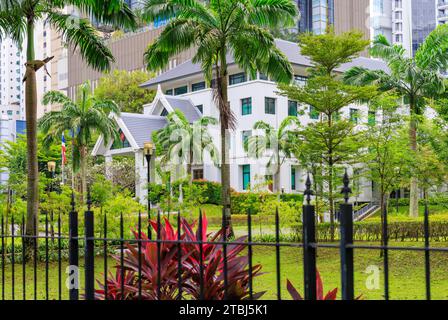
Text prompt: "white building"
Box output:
[[92, 39, 387, 205]]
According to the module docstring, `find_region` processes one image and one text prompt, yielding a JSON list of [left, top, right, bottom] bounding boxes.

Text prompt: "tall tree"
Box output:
[[38, 82, 120, 202], [344, 24, 448, 217], [279, 29, 376, 240], [94, 69, 155, 113], [0, 0, 136, 236], [246, 116, 299, 193], [152, 109, 218, 182], [143, 0, 297, 230]]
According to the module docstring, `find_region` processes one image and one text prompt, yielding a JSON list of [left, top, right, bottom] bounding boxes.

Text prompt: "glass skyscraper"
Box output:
[[412, 0, 437, 54], [297, 0, 334, 34]]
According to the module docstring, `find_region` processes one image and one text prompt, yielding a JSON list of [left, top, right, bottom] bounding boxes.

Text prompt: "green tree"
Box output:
[[0, 0, 136, 236], [143, 0, 297, 230], [246, 116, 300, 194], [152, 109, 218, 183], [344, 25, 448, 217], [94, 69, 156, 113], [38, 82, 120, 202], [279, 29, 376, 239]]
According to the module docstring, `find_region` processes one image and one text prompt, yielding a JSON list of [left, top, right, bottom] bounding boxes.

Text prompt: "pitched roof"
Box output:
[[120, 113, 167, 148], [165, 96, 201, 122], [140, 38, 388, 88]]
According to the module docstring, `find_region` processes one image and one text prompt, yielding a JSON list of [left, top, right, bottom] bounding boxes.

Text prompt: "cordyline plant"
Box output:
[[95, 213, 264, 300], [286, 270, 362, 300]]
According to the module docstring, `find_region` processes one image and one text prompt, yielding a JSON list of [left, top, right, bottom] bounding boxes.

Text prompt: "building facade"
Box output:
[[92, 39, 388, 205]]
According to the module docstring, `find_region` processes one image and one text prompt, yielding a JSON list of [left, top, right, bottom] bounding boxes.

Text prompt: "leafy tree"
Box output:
[[94, 69, 156, 113], [363, 94, 411, 250], [279, 29, 376, 240], [143, 0, 297, 231], [38, 82, 120, 202], [0, 0, 136, 236], [152, 109, 218, 183], [246, 116, 300, 193], [344, 24, 448, 217]]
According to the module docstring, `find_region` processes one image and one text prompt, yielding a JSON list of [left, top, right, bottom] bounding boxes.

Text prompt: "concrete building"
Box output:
[[92, 39, 387, 205]]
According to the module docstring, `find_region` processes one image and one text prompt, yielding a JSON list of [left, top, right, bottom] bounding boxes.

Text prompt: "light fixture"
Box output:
[[47, 161, 56, 173], [144, 142, 154, 156]]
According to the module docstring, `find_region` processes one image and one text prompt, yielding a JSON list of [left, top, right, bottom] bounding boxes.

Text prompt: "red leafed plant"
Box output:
[[181, 213, 264, 300], [286, 270, 338, 300], [95, 212, 264, 300], [95, 217, 191, 300]]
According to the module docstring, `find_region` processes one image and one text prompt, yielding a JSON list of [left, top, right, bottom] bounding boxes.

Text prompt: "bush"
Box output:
[[389, 196, 448, 208], [288, 214, 448, 242]]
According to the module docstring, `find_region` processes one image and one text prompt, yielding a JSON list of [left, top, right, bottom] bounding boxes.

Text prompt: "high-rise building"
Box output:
[[298, 0, 334, 34]]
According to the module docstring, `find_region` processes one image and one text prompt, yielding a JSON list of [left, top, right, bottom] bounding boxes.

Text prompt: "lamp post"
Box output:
[[47, 161, 56, 240], [144, 142, 154, 218]]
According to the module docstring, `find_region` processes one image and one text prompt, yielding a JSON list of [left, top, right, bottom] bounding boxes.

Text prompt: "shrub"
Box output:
[[287, 270, 337, 300], [95, 213, 264, 300], [289, 214, 448, 242]]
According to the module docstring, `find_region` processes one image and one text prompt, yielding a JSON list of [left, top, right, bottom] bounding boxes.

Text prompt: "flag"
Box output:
[[62, 133, 67, 165]]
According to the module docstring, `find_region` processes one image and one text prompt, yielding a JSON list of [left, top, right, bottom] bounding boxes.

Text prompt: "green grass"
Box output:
[[1, 240, 447, 300], [374, 205, 448, 218]]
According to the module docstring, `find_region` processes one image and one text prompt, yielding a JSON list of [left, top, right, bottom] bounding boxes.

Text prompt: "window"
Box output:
[[193, 169, 204, 180], [174, 86, 187, 95], [192, 81, 206, 92], [195, 105, 203, 114], [368, 111, 376, 125], [165, 89, 173, 95], [350, 108, 359, 124], [242, 130, 251, 148], [288, 100, 298, 116], [160, 108, 169, 116], [294, 75, 307, 86], [291, 167, 296, 191], [229, 72, 246, 85], [259, 73, 268, 80], [309, 106, 319, 120], [111, 129, 131, 149], [265, 97, 276, 114], [241, 97, 252, 115], [242, 165, 250, 190]]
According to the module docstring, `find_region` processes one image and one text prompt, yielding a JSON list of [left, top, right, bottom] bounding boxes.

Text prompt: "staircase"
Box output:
[[353, 203, 380, 222]]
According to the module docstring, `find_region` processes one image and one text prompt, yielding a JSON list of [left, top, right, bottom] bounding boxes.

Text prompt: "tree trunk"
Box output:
[[80, 145, 88, 204], [217, 55, 233, 237], [24, 20, 39, 239], [409, 117, 419, 218]]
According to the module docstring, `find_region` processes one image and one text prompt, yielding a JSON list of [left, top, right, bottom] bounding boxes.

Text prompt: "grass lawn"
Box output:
[[1, 240, 447, 300], [375, 205, 448, 218]]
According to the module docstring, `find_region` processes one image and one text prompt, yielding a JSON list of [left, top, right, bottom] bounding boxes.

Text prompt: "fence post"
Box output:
[[340, 170, 354, 300], [68, 191, 79, 300], [84, 188, 95, 300], [302, 174, 316, 300]]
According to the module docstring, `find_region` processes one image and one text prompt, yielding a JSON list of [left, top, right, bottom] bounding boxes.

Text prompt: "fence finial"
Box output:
[[341, 169, 352, 203], [304, 173, 314, 205]]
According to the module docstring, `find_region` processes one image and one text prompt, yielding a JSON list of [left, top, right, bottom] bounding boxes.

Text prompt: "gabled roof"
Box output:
[[140, 38, 388, 88], [121, 113, 167, 148], [147, 85, 202, 123]]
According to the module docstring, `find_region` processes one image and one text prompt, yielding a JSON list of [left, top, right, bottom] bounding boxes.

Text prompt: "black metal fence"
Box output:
[[0, 172, 445, 300]]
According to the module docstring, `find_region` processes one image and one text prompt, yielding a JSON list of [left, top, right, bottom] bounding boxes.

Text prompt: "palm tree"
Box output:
[[344, 25, 448, 217], [246, 116, 300, 194], [0, 0, 136, 236], [152, 109, 219, 182], [143, 0, 297, 230], [38, 82, 120, 202]]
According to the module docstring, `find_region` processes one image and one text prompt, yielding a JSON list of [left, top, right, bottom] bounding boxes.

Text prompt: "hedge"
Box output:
[[288, 214, 448, 242], [389, 197, 448, 207], [150, 179, 304, 214]]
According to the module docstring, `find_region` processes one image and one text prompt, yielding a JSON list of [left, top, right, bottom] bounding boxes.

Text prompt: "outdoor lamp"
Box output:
[[144, 142, 154, 157], [47, 161, 56, 173]]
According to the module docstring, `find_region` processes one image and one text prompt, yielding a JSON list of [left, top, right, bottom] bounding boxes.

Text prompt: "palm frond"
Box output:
[[415, 24, 448, 71], [47, 11, 114, 71]]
